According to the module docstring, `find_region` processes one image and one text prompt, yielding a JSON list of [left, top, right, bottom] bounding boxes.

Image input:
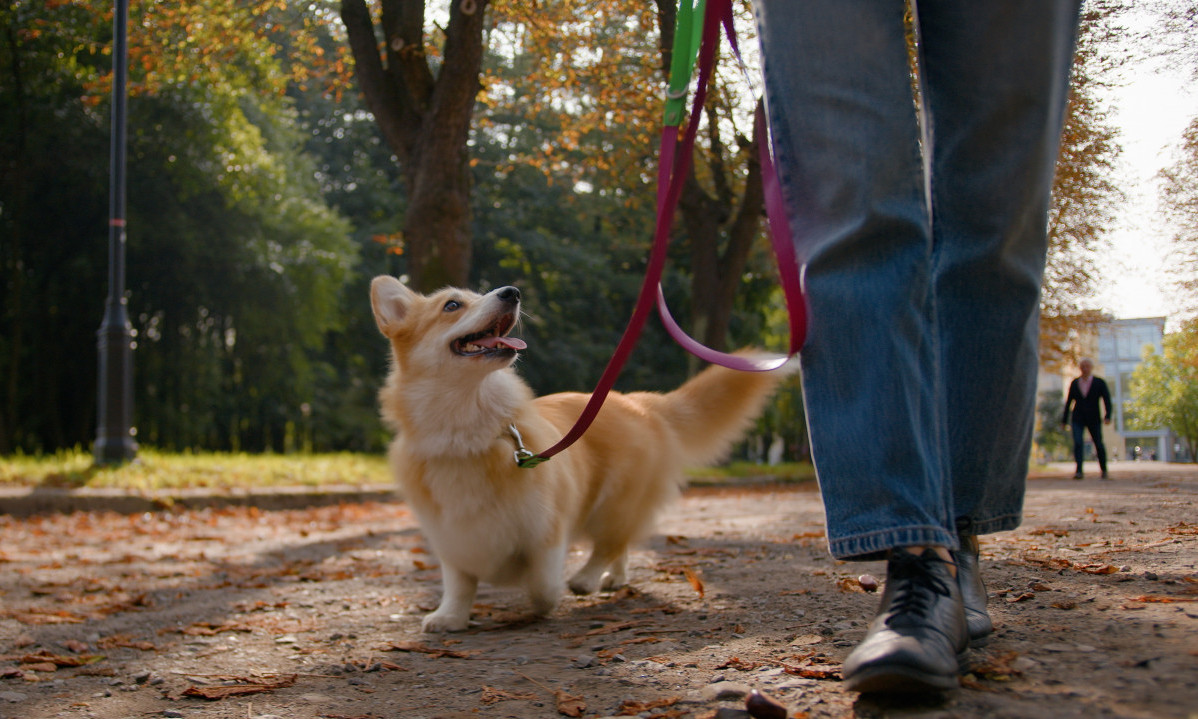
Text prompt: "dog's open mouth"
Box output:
[[452, 312, 527, 358]]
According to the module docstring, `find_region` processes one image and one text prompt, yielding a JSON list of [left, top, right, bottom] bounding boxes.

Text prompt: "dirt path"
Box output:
[[1, 461, 1194, 719]]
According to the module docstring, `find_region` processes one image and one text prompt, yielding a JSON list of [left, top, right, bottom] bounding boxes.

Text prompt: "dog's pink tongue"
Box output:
[[476, 335, 527, 351]]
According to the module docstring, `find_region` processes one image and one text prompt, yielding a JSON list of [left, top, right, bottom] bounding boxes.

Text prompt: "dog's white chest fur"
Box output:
[[402, 452, 559, 586]]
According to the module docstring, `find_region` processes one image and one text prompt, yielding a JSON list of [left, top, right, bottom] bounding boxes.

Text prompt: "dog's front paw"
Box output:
[[567, 574, 600, 596], [528, 592, 560, 617], [421, 611, 470, 633], [599, 569, 627, 591]]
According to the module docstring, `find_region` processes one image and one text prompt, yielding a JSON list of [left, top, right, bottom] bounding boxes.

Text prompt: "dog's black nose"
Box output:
[[496, 286, 520, 302]]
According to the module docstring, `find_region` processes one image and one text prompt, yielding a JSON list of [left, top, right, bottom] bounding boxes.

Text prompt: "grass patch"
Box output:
[[1, 449, 812, 492], [686, 460, 816, 485], [0, 448, 391, 491]]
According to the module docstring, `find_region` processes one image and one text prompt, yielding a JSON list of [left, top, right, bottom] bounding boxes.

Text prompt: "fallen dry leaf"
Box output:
[[555, 689, 586, 717], [960, 675, 1000, 692], [777, 656, 841, 681], [480, 686, 539, 704], [22, 662, 57, 673], [97, 635, 156, 651], [1126, 595, 1198, 604], [683, 567, 705, 598], [783, 665, 841, 680], [584, 620, 654, 637], [969, 651, 1023, 681], [379, 641, 476, 659], [20, 651, 105, 668], [1, 608, 87, 625], [715, 656, 760, 671], [789, 634, 824, 647], [836, 576, 865, 593], [181, 674, 296, 700], [617, 695, 680, 714]]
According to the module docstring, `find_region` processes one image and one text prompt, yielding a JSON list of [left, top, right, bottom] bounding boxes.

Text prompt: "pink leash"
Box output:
[[516, 0, 806, 468]]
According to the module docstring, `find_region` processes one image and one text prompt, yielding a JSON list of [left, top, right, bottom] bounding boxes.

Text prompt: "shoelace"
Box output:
[[884, 551, 955, 629]]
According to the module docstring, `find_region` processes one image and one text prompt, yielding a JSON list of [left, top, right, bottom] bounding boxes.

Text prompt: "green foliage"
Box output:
[[0, 0, 356, 453], [1035, 390, 1071, 461], [0, 448, 390, 489], [1, 1, 113, 452], [1040, 0, 1127, 365], [1127, 320, 1198, 462], [1159, 118, 1198, 315], [686, 460, 816, 484]]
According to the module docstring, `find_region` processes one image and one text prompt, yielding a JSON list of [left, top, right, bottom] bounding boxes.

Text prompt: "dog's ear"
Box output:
[[371, 276, 417, 336]]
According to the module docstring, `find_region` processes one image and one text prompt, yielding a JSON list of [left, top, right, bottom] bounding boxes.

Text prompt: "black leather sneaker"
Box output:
[[842, 548, 969, 694], [953, 534, 994, 644]]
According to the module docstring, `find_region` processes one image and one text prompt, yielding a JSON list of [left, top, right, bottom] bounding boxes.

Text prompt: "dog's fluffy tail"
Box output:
[[646, 351, 793, 467]]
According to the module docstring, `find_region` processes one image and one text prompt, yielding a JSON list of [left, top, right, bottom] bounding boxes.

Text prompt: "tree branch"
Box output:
[[340, 0, 417, 160], [421, 0, 489, 160], [381, 0, 434, 113]]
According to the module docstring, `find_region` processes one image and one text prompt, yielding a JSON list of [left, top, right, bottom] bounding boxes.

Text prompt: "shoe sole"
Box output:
[[844, 663, 961, 694], [844, 648, 970, 695]]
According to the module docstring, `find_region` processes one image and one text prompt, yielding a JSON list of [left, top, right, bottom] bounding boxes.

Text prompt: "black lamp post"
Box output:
[[94, 0, 137, 465]]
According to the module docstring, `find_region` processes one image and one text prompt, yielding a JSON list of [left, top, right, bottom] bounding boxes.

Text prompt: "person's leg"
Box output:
[[917, 0, 1082, 533], [1088, 419, 1109, 477], [756, 0, 1082, 693], [918, 0, 1081, 652], [755, 0, 954, 562], [755, 0, 968, 695], [1072, 420, 1087, 476]]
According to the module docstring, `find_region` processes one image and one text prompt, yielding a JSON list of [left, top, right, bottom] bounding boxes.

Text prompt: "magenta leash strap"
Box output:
[[655, 0, 805, 369], [517, 0, 806, 467]]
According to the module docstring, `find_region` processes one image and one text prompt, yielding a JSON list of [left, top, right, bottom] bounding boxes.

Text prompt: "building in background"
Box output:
[[1094, 316, 1182, 461]]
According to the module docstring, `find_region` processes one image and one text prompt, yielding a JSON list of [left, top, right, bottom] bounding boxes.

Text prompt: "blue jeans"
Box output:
[[753, 0, 1081, 559]]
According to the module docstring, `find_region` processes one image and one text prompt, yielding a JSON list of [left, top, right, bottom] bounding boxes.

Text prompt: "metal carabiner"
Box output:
[[508, 424, 548, 468]]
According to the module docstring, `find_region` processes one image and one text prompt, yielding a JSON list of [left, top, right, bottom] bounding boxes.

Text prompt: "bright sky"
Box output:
[[1094, 14, 1196, 326]]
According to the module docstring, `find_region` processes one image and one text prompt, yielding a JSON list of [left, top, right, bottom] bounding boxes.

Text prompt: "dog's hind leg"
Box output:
[[422, 564, 478, 633], [568, 544, 627, 595]]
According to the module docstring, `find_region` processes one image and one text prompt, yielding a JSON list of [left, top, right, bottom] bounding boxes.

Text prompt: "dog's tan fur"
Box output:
[[371, 276, 787, 632]]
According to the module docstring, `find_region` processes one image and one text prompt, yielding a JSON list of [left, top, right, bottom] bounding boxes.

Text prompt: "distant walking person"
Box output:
[[1062, 358, 1112, 479]]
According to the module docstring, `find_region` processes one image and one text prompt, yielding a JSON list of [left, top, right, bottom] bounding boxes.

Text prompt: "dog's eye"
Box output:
[[443, 300, 462, 312]]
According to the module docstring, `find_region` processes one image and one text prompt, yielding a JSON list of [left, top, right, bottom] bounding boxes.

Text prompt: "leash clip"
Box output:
[[515, 451, 548, 469], [509, 424, 548, 469]]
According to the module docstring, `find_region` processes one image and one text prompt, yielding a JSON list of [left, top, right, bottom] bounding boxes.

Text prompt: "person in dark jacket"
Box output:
[[1061, 358, 1112, 479]]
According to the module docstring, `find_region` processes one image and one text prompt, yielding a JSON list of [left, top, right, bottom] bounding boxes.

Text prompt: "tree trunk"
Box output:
[[679, 100, 767, 353], [340, 0, 488, 292]]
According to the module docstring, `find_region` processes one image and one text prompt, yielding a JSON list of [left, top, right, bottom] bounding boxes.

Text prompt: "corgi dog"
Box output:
[[370, 276, 786, 632]]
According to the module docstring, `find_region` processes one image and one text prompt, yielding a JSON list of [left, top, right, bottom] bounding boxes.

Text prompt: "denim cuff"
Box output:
[[828, 524, 959, 562], [966, 511, 1022, 537]]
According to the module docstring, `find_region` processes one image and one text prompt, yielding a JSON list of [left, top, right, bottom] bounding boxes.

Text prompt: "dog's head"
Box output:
[[370, 276, 526, 374]]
